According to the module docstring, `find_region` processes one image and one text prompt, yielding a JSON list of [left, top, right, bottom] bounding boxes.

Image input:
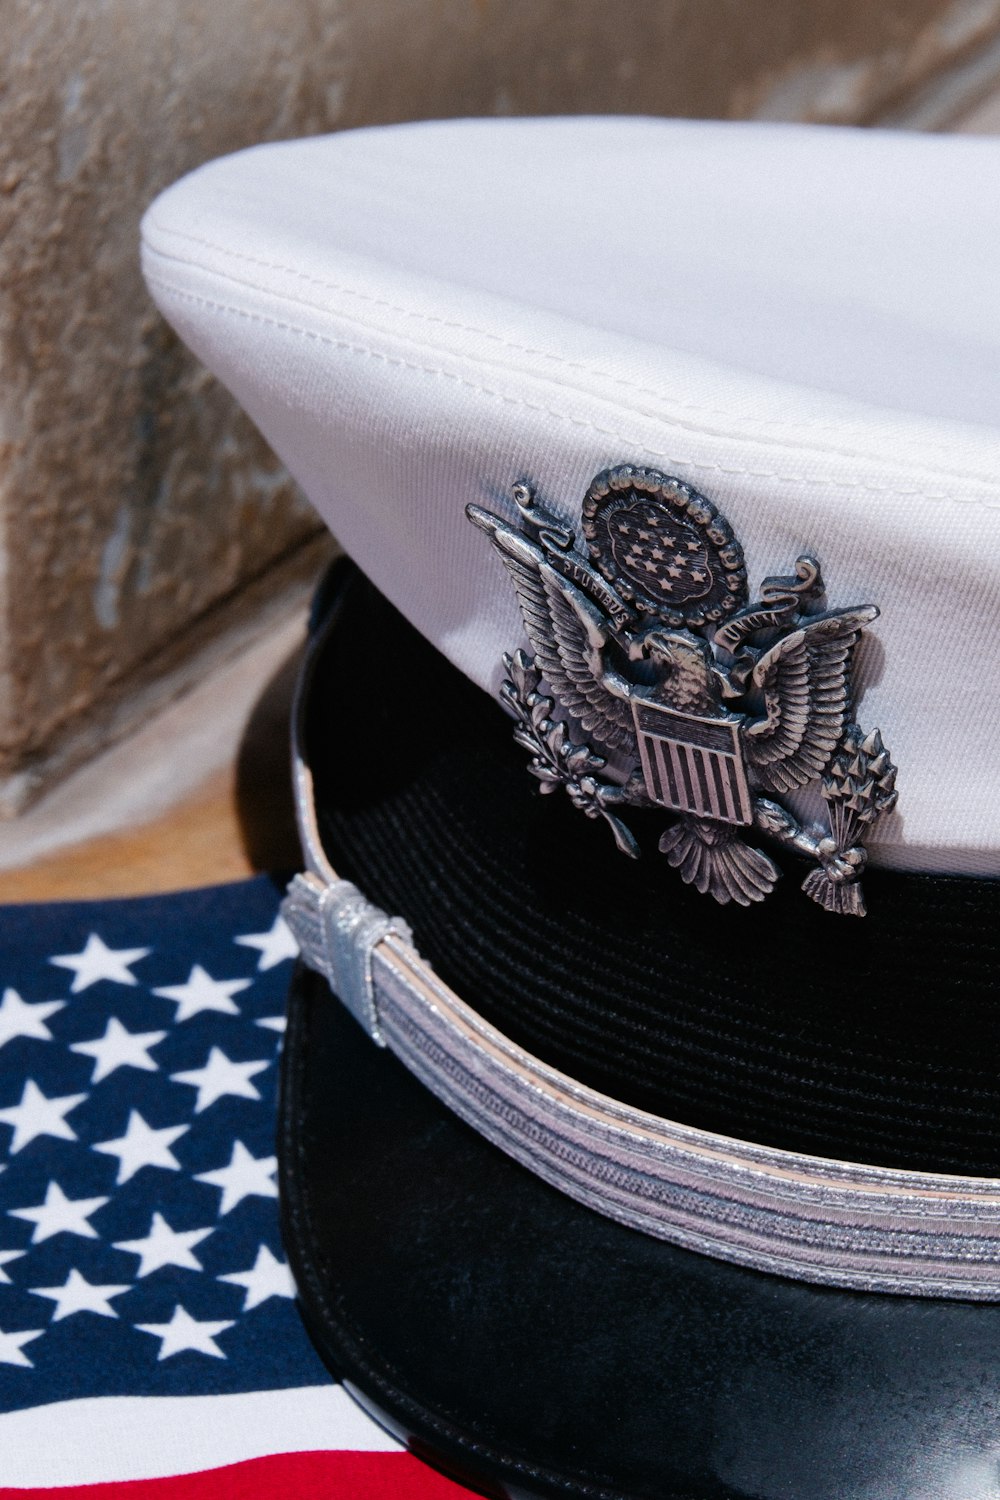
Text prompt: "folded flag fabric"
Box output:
[[0, 877, 470, 1497]]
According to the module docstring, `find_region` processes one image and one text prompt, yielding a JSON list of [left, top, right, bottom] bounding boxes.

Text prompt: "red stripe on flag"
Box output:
[[0, 1449, 477, 1500]]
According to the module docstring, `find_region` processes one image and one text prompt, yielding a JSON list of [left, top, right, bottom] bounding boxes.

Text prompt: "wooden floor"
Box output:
[[0, 769, 298, 903]]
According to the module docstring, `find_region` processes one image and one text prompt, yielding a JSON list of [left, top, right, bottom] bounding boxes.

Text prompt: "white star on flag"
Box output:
[[93, 1109, 188, 1184], [195, 1140, 278, 1215], [71, 1017, 166, 1083], [30, 1268, 130, 1322], [170, 1047, 269, 1113], [50, 934, 151, 993], [0, 989, 64, 1050], [136, 1304, 234, 1361], [219, 1243, 295, 1311], [256, 1015, 286, 1033], [9, 1182, 110, 1243], [114, 1211, 213, 1278], [153, 965, 251, 1022], [0, 1249, 25, 1283], [234, 915, 299, 972], [0, 1325, 44, 1368], [0, 1079, 86, 1154]]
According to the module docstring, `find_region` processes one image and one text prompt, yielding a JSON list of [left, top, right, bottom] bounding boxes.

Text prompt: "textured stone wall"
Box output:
[[3, 0, 999, 810]]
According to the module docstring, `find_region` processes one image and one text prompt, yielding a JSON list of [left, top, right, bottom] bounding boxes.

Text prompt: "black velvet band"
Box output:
[[309, 563, 1000, 1177]]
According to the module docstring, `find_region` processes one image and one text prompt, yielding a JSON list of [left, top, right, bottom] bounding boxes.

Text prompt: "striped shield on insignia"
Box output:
[[632, 700, 753, 826]]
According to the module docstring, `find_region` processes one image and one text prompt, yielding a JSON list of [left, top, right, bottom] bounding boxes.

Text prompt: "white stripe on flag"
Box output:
[[0, 1384, 401, 1486]]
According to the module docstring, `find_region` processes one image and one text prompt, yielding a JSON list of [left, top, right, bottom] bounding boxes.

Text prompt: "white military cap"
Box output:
[[144, 118, 1000, 1500]]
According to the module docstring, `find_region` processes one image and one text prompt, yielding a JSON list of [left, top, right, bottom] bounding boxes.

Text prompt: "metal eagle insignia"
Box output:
[[467, 465, 898, 915]]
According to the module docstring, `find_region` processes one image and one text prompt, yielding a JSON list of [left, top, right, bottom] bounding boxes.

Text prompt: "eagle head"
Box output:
[[637, 628, 721, 715]]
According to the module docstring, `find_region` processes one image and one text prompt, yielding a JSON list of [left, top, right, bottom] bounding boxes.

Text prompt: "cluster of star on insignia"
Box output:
[[610, 506, 709, 598], [0, 913, 300, 1372]]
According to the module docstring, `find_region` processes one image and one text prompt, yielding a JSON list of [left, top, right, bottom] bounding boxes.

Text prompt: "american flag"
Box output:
[[0, 877, 468, 1497]]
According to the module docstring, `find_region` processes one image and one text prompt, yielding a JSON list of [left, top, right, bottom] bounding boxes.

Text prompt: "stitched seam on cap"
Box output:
[[143, 274, 1000, 506], [143, 217, 1000, 461]]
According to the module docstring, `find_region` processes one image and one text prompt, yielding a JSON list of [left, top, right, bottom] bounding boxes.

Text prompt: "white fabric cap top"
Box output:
[[141, 117, 1000, 878]]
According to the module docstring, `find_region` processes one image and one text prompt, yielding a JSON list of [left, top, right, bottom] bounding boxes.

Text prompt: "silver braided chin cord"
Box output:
[[282, 872, 412, 1045], [282, 591, 1000, 1302]]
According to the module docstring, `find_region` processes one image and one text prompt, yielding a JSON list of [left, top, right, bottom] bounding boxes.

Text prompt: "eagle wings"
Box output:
[[467, 463, 895, 915], [470, 513, 638, 755], [742, 608, 878, 795], [469, 503, 875, 798]]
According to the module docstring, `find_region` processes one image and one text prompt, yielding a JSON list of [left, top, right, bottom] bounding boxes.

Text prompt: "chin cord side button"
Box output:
[[282, 871, 413, 1046]]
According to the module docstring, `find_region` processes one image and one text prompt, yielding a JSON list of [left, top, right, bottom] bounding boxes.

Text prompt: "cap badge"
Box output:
[[467, 466, 897, 914]]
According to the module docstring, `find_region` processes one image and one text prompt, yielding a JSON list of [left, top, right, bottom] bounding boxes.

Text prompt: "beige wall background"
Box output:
[[3, 0, 1000, 814]]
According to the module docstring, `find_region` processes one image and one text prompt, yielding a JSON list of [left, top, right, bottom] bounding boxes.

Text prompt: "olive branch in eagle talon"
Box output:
[[470, 464, 898, 914], [501, 649, 642, 859]]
